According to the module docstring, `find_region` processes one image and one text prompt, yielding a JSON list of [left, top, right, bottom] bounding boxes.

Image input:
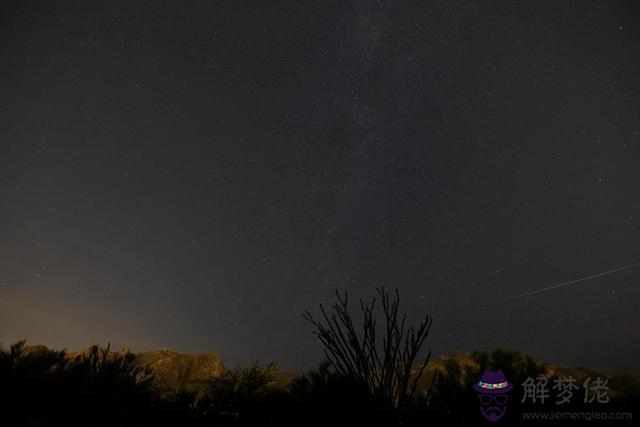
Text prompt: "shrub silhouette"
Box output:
[[303, 287, 433, 422], [198, 361, 292, 426], [63, 343, 157, 422], [425, 348, 547, 425], [289, 360, 395, 426], [0, 341, 193, 427], [2, 334, 635, 426], [472, 348, 545, 388]]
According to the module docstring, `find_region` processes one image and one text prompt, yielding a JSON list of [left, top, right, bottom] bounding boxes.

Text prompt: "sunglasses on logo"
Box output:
[[478, 394, 508, 405]]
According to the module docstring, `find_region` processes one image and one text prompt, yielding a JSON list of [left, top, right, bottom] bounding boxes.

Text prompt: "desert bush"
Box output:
[[0, 341, 189, 427], [472, 348, 545, 386], [303, 287, 433, 422], [424, 348, 547, 426], [289, 360, 393, 426], [199, 361, 291, 426]]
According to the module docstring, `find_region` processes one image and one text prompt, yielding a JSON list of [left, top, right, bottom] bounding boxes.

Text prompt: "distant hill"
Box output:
[[21, 346, 640, 400], [419, 351, 640, 400], [64, 346, 226, 398], [63, 345, 294, 398]]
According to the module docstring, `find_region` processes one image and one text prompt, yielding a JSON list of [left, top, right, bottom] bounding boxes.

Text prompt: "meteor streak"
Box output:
[[492, 262, 639, 304]]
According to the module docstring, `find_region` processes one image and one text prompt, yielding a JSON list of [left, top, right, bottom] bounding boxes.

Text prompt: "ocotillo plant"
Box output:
[[303, 288, 433, 413]]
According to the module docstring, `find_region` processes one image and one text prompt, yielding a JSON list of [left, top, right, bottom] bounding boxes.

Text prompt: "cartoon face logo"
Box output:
[[473, 368, 513, 422]]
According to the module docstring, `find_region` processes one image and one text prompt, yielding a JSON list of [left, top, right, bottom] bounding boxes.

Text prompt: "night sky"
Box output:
[[1, 1, 639, 373]]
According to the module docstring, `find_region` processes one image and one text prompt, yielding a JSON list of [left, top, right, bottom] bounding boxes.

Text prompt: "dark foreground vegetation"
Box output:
[[2, 289, 638, 426]]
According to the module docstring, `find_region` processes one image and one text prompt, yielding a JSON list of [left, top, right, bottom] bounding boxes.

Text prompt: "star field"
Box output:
[[1, 1, 639, 372]]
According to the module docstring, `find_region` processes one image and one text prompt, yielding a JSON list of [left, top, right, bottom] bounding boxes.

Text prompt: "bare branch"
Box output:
[[304, 287, 434, 413]]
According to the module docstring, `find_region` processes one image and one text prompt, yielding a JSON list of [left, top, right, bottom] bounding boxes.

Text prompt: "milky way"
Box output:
[[1, 1, 639, 372]]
